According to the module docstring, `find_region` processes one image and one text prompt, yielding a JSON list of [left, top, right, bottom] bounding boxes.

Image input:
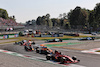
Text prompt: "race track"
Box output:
[[0, 40, 100, 67]]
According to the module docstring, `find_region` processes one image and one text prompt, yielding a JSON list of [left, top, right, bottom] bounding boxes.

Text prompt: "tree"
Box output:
[[41, 16, 47, 25], [36, 16, 42, 25], [67, 6, 89, 29], [88, 10, 94, 29], [48, 19, 53, 28], [45, 14, 53, 28], [51, 18, 56, 26], [0, 8, 8, 19], [62, 13, 67, 19], [94, 3, 100, 29], [46, 13, 50, 19], [51, 18, 61, 27], [59, 14, 62, 19]]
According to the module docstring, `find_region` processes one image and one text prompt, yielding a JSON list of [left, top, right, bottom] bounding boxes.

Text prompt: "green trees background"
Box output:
[[36, 13, 69, 29], [0, 8, 8, 19], [1, 3, 100, 32], [36, 3, 100, 32], [0, 8, 15, 20]]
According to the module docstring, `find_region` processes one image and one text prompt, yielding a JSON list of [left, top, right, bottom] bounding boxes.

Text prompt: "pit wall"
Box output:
[[0, 34, 19, 39]]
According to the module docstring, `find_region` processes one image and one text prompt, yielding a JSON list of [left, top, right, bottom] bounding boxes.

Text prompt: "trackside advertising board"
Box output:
[[0, 34, 19, 39], [8, 34, 19, 38], [0, 35, 3, 39]]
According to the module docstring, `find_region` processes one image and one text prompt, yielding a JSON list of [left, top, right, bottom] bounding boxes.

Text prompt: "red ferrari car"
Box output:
[[46, 50, 80, 64]]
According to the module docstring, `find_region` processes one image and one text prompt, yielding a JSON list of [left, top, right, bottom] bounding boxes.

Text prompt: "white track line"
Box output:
[[81, 48, 100, 54], [0, 49, 85, 67]]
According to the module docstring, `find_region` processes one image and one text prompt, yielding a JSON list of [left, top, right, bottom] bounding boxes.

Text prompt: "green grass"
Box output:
[[45, 42, 84, 47]]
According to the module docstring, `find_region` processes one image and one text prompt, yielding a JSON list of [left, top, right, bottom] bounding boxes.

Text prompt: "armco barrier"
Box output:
[[33, 34, 63, 37], [41, 35, 51, 37], [59, 34, 63, 37], [64, 33, 79, 37], [53, 34, 58, 37], [34, 34, 40, 37], [0, 34, 19, 39]]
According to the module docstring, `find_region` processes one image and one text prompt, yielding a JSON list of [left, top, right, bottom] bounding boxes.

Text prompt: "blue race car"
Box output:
[[79, 37, 95, 41]]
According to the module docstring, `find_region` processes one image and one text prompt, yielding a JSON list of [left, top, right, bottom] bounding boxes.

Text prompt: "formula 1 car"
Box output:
[[14, 40, 35, 45], [35, 45, 53, 55], [46, 50, 80, 64], [24, 42, 34, 51], [45, 38, 62, 43], [79, 37, 95, 41], [14, 40, 27, 45]]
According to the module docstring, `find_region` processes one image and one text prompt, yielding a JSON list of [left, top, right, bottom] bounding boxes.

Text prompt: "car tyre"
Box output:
[[36, 49, 39, 53], [60, 57, 65, 64], [46, 54, 51, 60]]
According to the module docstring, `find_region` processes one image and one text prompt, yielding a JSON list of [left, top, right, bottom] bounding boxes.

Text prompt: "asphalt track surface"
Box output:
[[0, 40, 100, 67]]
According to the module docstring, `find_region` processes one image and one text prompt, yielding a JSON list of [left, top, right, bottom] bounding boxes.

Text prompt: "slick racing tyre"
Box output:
[[46, 54, 51, 60], [57, 57, 61, 62], [24, 46, 28, 51], [36, 49, 39, 53], [60, 57, 65, 64]]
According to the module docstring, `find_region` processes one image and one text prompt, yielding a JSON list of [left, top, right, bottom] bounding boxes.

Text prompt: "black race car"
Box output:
[[24, 43, 33, 51], [14, 40, 27, 45], [14, 40, 35, 45], [79, 37, 95, 41], [45, 38, 62, 43]]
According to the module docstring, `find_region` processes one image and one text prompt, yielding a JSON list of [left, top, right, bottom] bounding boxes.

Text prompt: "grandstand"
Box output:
[[0, 17, 24, 30]]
